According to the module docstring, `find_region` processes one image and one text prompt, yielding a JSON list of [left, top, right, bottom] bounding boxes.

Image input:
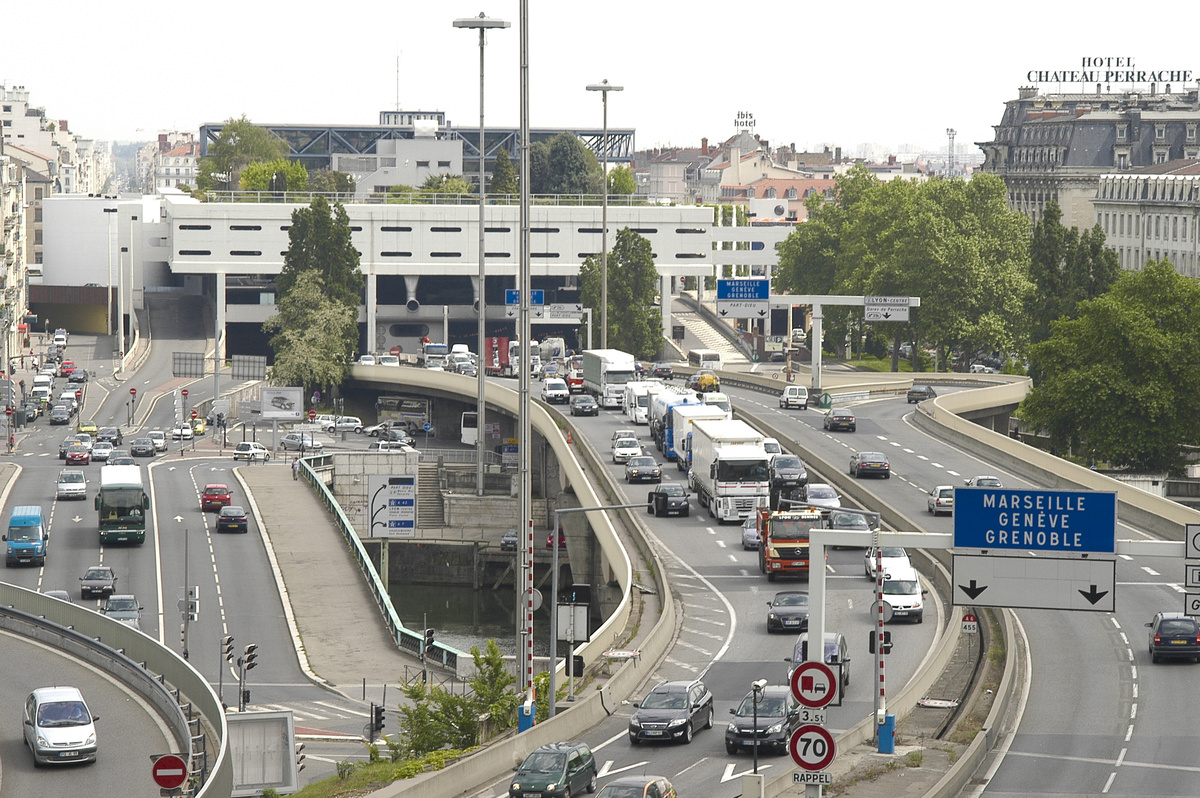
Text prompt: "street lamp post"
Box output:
[[454, 11, 510, 499], [102, 207, 118, 339], [586, 79, 622, 350], [548, 502, 643, 717]]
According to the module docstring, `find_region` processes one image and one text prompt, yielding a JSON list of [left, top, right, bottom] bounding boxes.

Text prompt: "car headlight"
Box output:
[[728, 721, 739, 732], [768, 612, 777, 620], [546, 783, 557, 791], [37, 733, 50, 748], [668, 717, 687, 727], [767, 722, 785, 734], [511, 782, 520, 791], [629, 716, 641, 727], [85, 731, 95, 745]]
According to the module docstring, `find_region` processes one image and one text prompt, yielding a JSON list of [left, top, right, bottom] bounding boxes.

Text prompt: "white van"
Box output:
[[702, 392, 732, 417], [763, 437, 783, 458], [779, 385, 809, 410], [880, 564, 926, 623], [33, 374, 53, 393], [461, 411, 478, 446]]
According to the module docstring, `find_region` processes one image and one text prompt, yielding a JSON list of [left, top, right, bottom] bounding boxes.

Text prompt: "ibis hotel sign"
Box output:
[[954, 488, 1116, 554], [1027, 57, 1192, 86]]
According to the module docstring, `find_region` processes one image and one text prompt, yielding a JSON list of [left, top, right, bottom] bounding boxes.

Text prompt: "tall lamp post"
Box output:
[[454, 11, 510, 498], [102, 207, 118, 339], [585, 79, 622, 350]]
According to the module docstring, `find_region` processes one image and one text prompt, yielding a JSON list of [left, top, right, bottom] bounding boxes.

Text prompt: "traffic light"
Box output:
[[372, 703, 386, 734], [223, 635, 236, 662], [423, 628, 436, 655], [295, 743, 306, 773], [180, 623, 186, 647], [868, 630, 893, 654], [243, 643, 258, 672]]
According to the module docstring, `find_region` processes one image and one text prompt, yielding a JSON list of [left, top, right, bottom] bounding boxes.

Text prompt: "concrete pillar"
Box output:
[[215, 272, 227, 360], [366, 273, 378, 353]]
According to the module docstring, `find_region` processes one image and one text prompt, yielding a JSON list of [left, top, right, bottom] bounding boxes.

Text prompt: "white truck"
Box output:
[[649, 387, 702, 451], [687, 419, 771, 523], [581, 349, 638, 409], [624, 380, 665, 425], [667, 403, 728, 468]]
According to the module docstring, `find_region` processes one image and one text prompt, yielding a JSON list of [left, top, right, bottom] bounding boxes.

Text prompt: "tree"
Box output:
[[1021, 260, 1200, 473], [489, 149, 517, 196], [266, 196, 364, 389], [538, 132, 602, 195], [578, 228, 661, 358], [197, 115, 289, 190], [1027, 201, 1120, 345], [308, 169, 356, 194], [528, 140, 550, 194], [239, 158, 308, 193], [420, 174, 474, 197], [607, 165, 636, 195]]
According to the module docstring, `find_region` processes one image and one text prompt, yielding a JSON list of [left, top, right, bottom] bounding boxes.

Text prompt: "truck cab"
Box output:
[[758, 507, 824, 581]]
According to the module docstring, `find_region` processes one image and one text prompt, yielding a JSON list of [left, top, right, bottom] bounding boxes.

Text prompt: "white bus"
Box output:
[[687, 349, 723, 371]]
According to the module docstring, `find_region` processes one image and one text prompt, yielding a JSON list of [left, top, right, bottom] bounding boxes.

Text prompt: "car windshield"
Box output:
[[106, 597, 138, 612], [883, 579, 919, 595], [937, 488, 953, 498], [615, 439, 638, 449], [629, 457, 655, 467], [8, 525, 41, 541], [641, 691, 687, 710], [37, 700, 92, 727], [807, 486, 836, 499], [596, 786, 646, 798], [222, 507, 245, 517], [59, 472, 84, 484], [773, 593, 809, 607], [832, 512, 868, 528], [774, 456, 802, 469], [659, 484, 685, 496], [545, 380, 567, 390], [861, 453, 886, 462], [522, 752, 566, 773], [1160, 619, 1196, 635], [879, 547, 907, 558], [84, 569, 110, 581], [205, 487, 228, 496], [975, 478, 1002, 486], [736, 696, 786, 718]]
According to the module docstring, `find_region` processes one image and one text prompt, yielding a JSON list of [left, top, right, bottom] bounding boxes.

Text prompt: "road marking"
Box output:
[[722, 762, 772, 782], [596, 759, 650, 778], [1141, 566, 1159, 576], [917, 455, 928, 461], [664, 656, 699, 672], [716, 540, 727, 548], [592, 728, 631, 753]]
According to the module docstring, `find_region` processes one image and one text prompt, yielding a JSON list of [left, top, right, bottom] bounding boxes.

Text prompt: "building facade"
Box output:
[[1092, 159, 1200, 276], [978, 84, 1200, 230]]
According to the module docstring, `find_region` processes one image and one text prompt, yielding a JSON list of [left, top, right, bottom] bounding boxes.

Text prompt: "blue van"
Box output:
[[4, 506, 48, 567]]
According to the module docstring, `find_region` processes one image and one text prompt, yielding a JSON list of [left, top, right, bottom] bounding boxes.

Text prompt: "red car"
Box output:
[[64, 444, 91, 465], [59, 360, 77, 376], [546, 527, 566, 549], [201, 483, 232, 511]]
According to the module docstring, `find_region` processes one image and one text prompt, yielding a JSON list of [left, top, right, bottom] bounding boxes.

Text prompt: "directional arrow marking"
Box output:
[[72, 516, 82, 523], [174, 515, 184, 523], [959, 579, 988, 599], [722, 763, 772, 782], [1078, 584, 1109, 605], [596, 760, 649, 778]]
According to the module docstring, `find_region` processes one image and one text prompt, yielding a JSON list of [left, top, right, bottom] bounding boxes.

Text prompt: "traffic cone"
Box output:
[[566, 429, 574, 445]]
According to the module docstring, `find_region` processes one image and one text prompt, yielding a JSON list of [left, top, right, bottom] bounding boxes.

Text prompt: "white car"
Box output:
[[865, 546, 911, 580], [927, 485, 954, 515], [148, 431, 168, 451], [56, 469, 88, 500], [539, 378, 569, 404], [357, 354, 377, 365], [91, 441, 114, 461], [378, 355, 401, 367], [964, 475, 1003, 488], [232, 441, 271, 461], [612, 437, 642, 464], [171, 424, 194, 440], [803, 482, 841, 509]]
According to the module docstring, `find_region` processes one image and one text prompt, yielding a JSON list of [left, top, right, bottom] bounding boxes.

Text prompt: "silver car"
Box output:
[[23, 686, 99, 765], [281, 432, 323, 452], [56, 469, 88, 500]]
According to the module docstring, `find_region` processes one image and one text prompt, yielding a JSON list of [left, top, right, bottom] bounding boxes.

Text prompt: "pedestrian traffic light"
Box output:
[[295, 743, 307, 773], [243, 643, 258, 671], [223, 635, 236, 662], [868, 630, 893, 654], [423, 628, 436, 654], [372, 703, 386, 734]]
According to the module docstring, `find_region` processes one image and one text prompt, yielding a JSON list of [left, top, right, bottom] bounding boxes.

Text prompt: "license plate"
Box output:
[[60, 751, 79, 758], [645, 730, 663, 736], [1171, 639, 1187, 644], [784, 620, 799, 626], [742, 739, 756, 746], [227, 524, 242, 531]]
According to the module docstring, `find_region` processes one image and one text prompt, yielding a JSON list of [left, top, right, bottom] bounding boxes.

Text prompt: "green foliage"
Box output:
[[578, 228, 662, 358], [1022, 260, 1200, 473], [470, 640, 518, 728], [197, 115, 288, 190], [239, 158, 308, 192], [530, 133, 601, 195], [489, 149, 518, 196], [528, 141, 550, 194], [1027, 201, 1120, 345], [309, 170, 356, 194], [420, 174, 474, 196], [265, 196, 364, 392], [607, 165, 636, 195]]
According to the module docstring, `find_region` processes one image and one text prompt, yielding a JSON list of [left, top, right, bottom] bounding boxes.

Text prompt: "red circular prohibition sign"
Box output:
[[790, 724, 836, 771], [152, 753, 189, 789]]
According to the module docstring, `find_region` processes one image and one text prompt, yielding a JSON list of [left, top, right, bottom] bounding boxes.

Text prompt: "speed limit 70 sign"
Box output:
[[790, 723, 836, 771]]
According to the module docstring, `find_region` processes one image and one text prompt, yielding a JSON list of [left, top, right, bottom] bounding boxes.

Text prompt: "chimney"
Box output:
[[835, 147, 842, 163], [1018, 86, 1038, 99], [889, 155, 896, 165], [701, 137, 708, 156]]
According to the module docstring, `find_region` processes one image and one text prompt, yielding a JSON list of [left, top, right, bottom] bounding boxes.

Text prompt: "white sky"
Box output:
[[4, 1, 1194, 158]]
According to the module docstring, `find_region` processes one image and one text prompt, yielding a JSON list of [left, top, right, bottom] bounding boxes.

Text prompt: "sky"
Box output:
[[4, 1, 1194, 159]]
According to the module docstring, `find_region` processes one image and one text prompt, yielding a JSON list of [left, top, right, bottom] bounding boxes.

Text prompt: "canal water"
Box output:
[[389, 581, 552, 658]]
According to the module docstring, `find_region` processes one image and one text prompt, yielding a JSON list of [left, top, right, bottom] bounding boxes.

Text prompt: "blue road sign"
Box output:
[[953, 488, 1116, 553], [505, 289, 545, 305], [716, 279, 769, 301]]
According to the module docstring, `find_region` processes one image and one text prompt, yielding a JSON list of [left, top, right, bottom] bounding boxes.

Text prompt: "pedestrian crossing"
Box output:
[[672, 311, 749, 365], [253, 700, 370, 723]]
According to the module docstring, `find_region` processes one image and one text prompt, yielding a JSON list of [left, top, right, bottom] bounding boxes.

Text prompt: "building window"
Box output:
[[416, 160, 430, 168], [1117, 125, 1127, 141], [1156, 125, 1166, 140], [1188, 124, 1197, 141], [438, 161, 451, 168], [1155, 150, 1168, 164]]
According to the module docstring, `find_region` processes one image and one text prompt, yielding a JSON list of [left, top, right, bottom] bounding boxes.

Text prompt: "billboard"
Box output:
[[261, 387, 303, 421]]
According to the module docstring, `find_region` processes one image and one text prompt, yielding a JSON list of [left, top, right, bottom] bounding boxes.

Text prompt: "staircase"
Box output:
[[417, 463, 444, 528]]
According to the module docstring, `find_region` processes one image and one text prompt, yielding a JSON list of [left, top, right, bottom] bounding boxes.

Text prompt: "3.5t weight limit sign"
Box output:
[[790, 723, 836, 771]]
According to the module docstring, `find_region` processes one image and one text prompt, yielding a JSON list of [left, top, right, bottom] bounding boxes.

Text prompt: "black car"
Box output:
[[499, 528, 518, 552], [823, 408, 856, 432], [769, 455, 808, 492], [652, 363, 674, 380], [628, 679, 714, 744], [569, 394, 599, 416], [22, 401, 42, 421], [625, 455, 662, 484], [647, 483, 689, 517], [766, 591, 810, 633], [49, 406, 71, 425], [1147, 612, 1200, 663], [724, 685, 801, 755], [59, 436, 77, 459], [907, 384, 937, 403], [849, 451, 891, 478], [79, 565, 117, 599], [68, 369, 89, 383], [216, 505, 249, 534], [130, 438, 156, 457], [96, 427, 123, 446]]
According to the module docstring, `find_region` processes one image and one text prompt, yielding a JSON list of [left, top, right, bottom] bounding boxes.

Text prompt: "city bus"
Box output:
[[687, 348, 723, 371], [95, 464, 149, 544]]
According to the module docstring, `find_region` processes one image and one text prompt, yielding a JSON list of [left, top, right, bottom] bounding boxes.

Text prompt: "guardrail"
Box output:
[[0, 585, 232, 796]]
